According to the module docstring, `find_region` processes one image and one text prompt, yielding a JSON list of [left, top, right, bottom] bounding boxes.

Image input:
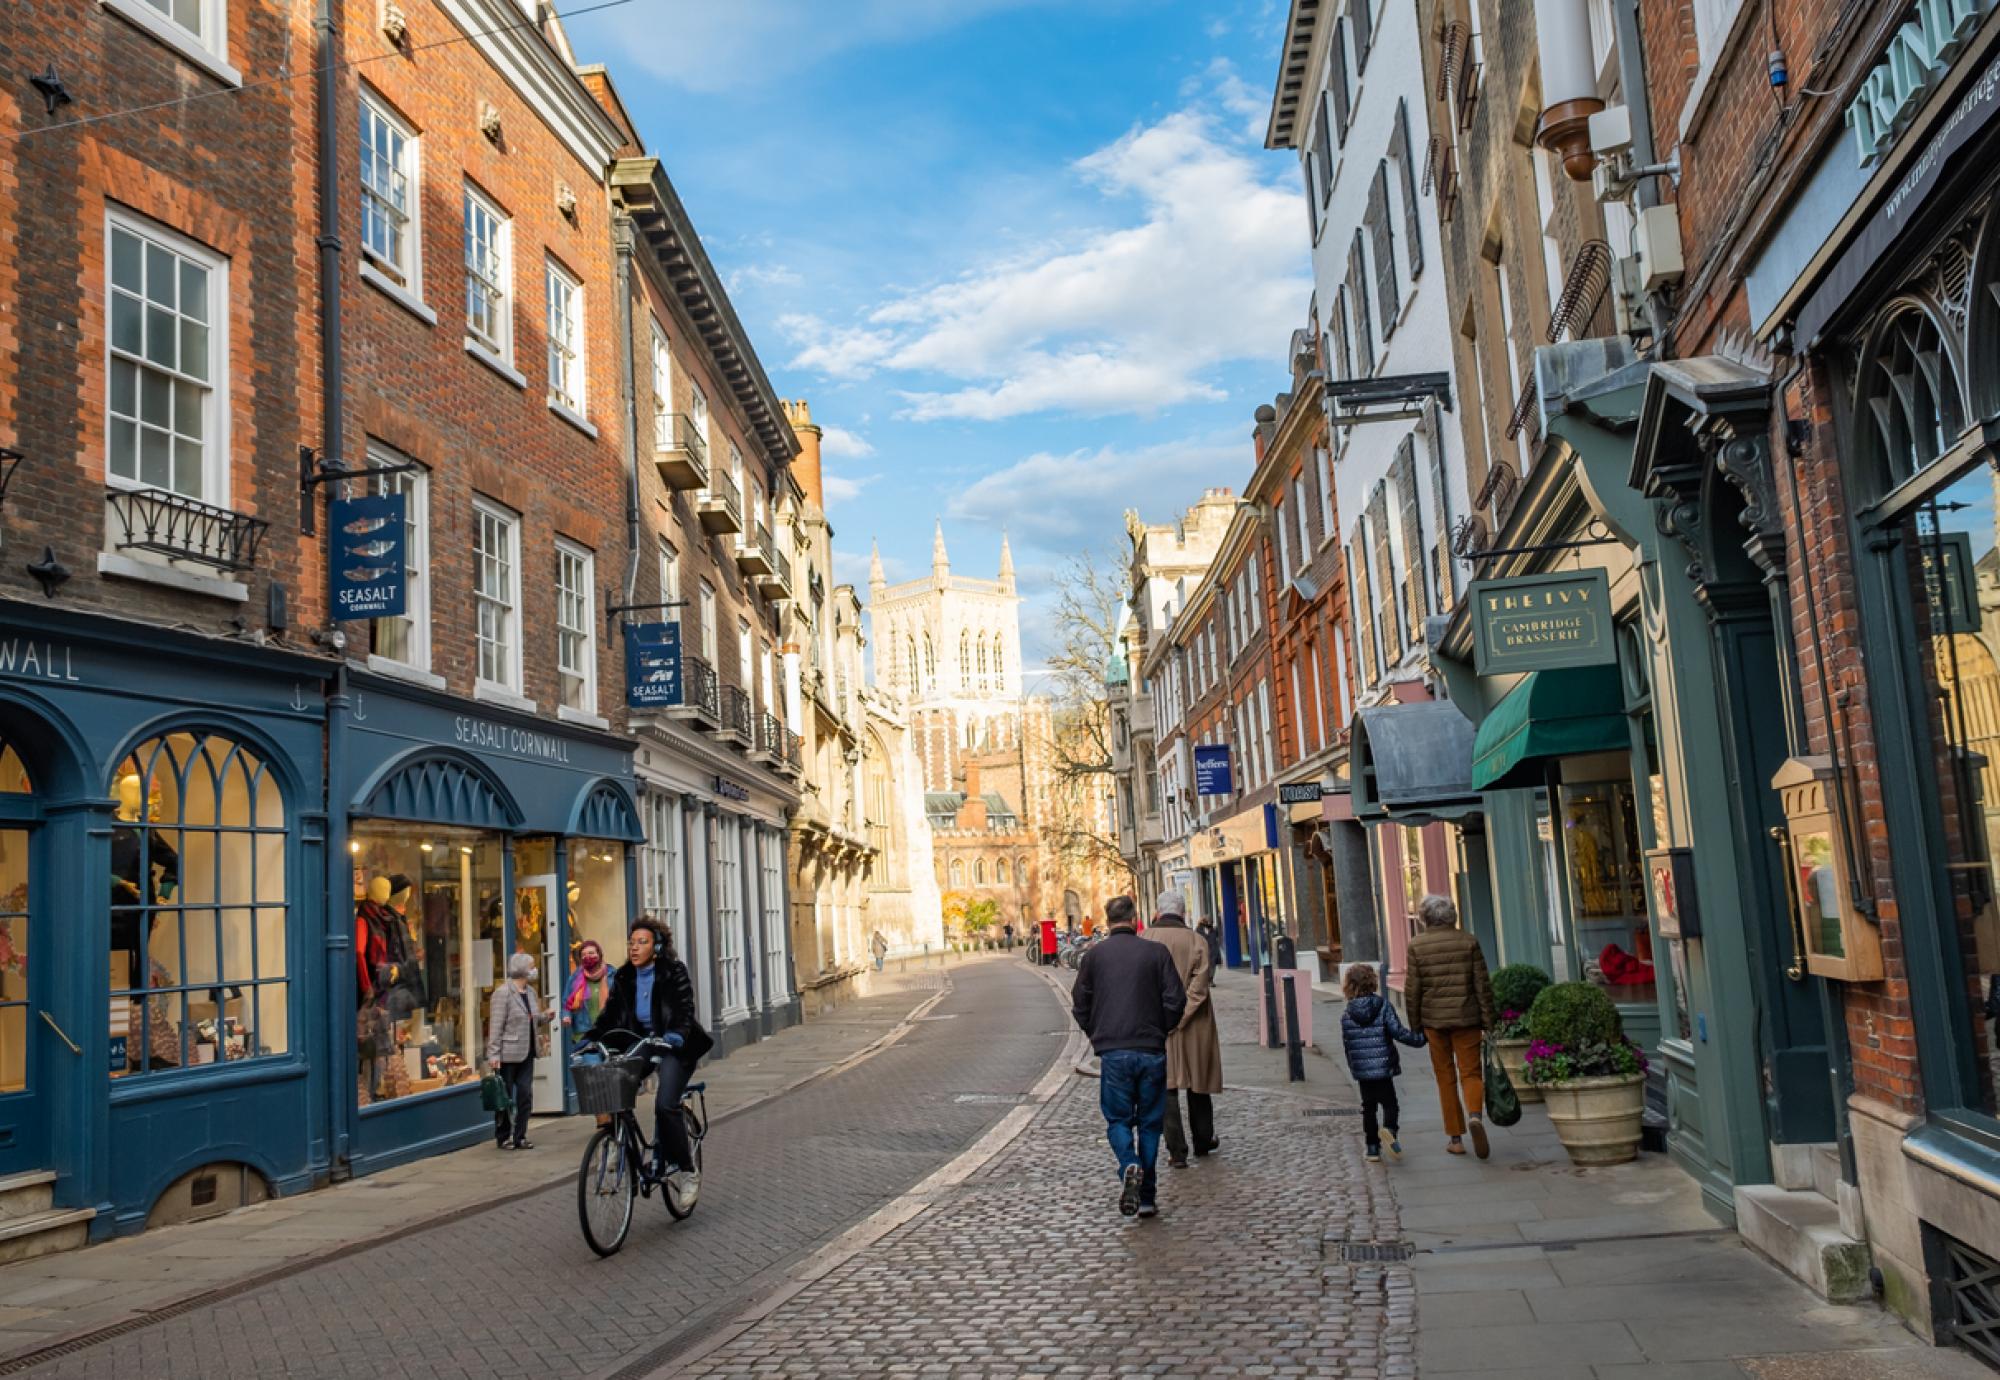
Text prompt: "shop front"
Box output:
[[1762, 7, 2000, 1327], [630, 724, 799, 1057], [0, 603, 330, 1236], [1433, 342, 1840, 1224], [1190, 802, 1284, 971], [334, 671, 640, 1176]]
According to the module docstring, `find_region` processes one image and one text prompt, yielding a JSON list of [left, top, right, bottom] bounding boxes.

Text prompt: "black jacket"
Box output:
[[583, 958, 714, 1065], [1340, 992, 1426, 1081], [1072, 928, 1187, 1055]]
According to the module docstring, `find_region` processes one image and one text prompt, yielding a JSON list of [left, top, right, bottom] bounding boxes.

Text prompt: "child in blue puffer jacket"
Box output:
[[1340, 964, 1427, 1163]]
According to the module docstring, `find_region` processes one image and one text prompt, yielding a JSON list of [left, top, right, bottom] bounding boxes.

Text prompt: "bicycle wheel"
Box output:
[[578, 1125, 635, 1257], [663, 1104, 704, 1220]]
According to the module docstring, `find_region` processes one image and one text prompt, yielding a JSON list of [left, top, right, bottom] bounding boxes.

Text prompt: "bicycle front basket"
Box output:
[[572, 1058, 642, 1114]]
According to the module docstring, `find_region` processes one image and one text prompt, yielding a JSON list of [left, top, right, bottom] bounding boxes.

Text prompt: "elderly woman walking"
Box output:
[[1403, 894, 1496, 1158], [487, 952, 556, 1150]]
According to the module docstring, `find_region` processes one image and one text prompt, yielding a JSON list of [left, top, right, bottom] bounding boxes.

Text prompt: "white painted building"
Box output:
[[1268, 0, 1472, 705]]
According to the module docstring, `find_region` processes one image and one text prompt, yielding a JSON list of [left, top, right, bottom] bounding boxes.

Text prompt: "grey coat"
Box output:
[[486, 981, 549, 1065]]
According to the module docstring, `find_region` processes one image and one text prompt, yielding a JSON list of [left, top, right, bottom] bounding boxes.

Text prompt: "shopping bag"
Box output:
[[479, 1071, 513, 1114], [1482, 1038, 1522, 1127]]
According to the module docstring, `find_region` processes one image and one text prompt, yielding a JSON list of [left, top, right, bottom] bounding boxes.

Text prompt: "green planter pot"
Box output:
[[1537, 1073, 1644, 1165], [1492, 1038, 1542, 1104]]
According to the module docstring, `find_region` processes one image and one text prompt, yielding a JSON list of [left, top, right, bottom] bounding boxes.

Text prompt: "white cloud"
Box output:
[[787, 107, 1307, 420], [947, 433, 1241, 551], [820, 425, 876, 459], [580, 0, 1059, 94], [822, 471, 880, 504], [779, 314, 897, 381], [729, 263, 803, 291]]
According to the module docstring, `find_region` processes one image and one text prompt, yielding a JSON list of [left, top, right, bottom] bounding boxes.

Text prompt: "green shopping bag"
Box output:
[[1483, 1039, 1522, 1127], [479, 1070, 513, 1114]]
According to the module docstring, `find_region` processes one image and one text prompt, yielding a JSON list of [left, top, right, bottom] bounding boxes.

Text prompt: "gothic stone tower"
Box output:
[[868, 524, 1024, 794]]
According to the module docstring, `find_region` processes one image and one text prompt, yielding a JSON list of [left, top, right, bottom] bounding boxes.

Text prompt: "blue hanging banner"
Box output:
[[1193, 744, 1233, 796], [625, 622, 683, 708], [329, 492, 407, 621]]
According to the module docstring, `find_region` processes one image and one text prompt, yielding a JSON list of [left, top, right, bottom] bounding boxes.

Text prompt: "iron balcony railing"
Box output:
[[771, 548, 792, 593], [696, 468, 742, 535], [106, 487, 268, 572], [651, 412, 710, 489], [722, 684, 753, 741], [758, 712, 786, 760], [682, 654, 720, 722]]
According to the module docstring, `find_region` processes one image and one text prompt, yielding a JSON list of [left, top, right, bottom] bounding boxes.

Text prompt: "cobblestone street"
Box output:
[[678, 1072, 1413, 1379]]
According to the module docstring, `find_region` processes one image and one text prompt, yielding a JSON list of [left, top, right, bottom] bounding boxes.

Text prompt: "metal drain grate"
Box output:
[[1943, 1232, 2000, 1369], [1333, 1240, 1415, 1264], [1303, 1107, 1364, 1117]]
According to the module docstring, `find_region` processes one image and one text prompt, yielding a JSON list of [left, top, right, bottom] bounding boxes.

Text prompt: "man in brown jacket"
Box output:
[[1403, 894, 1496, 1158], [1144, 888, 1222, 1168]]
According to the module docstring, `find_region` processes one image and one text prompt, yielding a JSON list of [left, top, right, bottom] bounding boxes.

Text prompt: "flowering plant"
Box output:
[[1521, 1036, 1647, 1086], [1492, 1007, 1533, 1041]]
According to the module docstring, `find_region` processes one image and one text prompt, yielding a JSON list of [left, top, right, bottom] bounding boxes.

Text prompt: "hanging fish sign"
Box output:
[[329, 492, 407, 620]]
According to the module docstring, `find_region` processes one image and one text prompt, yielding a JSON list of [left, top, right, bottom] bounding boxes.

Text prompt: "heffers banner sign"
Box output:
[[1468, 569, 1614, 676], [1193, 744, 1234, 796], [624, 622, 683, 708], [329, 493, 406, 620]]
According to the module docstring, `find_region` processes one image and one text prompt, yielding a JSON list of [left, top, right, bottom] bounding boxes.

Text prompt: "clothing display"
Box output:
[[109, 824, 179, 988]]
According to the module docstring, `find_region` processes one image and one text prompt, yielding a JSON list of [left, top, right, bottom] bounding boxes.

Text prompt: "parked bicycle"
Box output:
[[570, 1032, 708, 1257]]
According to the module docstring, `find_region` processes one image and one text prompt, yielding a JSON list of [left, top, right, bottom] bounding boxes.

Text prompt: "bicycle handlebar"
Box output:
[[570, 1031, 680, 1063]]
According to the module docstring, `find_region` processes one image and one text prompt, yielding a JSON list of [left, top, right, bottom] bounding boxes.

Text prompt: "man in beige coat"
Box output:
[[1145, 888, 1222, 1167]]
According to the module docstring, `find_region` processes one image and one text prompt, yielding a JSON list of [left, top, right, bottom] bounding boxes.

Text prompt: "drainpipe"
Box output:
[[314, 0, 355, 1179], [1613, 0, 1661, 211], [614, 212, 642, 617]]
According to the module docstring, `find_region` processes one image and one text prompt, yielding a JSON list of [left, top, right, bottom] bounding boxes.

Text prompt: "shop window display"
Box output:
[[0, 744, 30, 1094], [1896, 465, 2000, 1116], [1557, 779, 1655, 1001], [567, 839, 628, 980], [351, 827, 502, 1104], [110, 733, 288, 1077]]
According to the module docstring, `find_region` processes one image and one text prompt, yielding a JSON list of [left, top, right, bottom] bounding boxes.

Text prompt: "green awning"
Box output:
[[1471, 665, 1628, 791]]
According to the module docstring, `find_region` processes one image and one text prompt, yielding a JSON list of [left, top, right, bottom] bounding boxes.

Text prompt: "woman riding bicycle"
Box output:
[[582, 917, 713, 1187]]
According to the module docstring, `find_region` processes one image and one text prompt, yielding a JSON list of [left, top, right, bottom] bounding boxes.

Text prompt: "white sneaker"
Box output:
[[667, 1168, 700, 1213]]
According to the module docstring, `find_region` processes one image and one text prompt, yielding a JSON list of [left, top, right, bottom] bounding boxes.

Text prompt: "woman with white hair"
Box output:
[[487, 951, 556, 1150], [1403, 894, 1496, 1158]]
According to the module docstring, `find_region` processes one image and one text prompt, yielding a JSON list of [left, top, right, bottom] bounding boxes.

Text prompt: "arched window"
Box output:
[[974, 859, 987, 885], [997, 858, 1009, 884], [905, 635, 918, 691], [924, 635, 936, 690], [977, 640, 988, 689], [991, 634, 1004, 688], [1016, 854, 1029, 881], [111, 731, 288, 1077], [960, 631, 971, 690], [1860, 306, 1965, 491], [948, 857, 964, 887]]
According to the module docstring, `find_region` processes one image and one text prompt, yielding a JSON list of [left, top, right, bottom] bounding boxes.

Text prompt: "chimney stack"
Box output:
[[783, 398, 823, 510]]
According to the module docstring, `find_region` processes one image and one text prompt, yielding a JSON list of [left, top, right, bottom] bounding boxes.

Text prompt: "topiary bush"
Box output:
[[1490, 965, 1552, 1039], [1526, 981, 1621, 1047]]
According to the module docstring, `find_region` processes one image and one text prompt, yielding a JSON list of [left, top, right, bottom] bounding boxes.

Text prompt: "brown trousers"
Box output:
[[1425, 1026, 1485, 1137]]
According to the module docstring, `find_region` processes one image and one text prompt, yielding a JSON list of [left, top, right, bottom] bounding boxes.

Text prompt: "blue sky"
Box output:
[[566, 0, 1309, 666]]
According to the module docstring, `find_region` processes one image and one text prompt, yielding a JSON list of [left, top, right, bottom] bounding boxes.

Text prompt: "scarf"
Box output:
[[565, 960, 612, 1023]]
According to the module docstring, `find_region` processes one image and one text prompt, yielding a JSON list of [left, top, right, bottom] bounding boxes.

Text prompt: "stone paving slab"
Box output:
[[0, 962, 964, 1367]]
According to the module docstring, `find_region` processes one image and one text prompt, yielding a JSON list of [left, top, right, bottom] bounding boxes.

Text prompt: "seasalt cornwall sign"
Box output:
[[1469, 569, 1615, 676]]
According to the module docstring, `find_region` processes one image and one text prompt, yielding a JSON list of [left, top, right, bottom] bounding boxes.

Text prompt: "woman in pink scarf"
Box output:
[[564, 940, 613, 1030]]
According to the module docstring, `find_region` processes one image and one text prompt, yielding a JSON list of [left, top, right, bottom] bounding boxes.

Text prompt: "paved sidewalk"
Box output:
[[0, 961, 963, 1367], [960, 956, 1982, 1376]]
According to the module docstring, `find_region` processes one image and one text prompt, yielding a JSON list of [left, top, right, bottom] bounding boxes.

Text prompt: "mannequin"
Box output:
[[110, 771, 179, 988], [388, 872, 427, 1011]]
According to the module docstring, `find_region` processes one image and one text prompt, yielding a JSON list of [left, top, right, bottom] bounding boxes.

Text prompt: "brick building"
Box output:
[[1627, 0, 2000, 1346], [0, 0, 823, 1245]]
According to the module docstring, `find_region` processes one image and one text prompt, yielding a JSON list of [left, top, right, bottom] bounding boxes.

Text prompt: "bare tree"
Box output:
[[1039, 548, 1134, 892]]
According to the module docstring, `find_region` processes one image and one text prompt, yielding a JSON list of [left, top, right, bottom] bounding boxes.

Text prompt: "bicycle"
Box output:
[[570, 1033, 709, 1258]]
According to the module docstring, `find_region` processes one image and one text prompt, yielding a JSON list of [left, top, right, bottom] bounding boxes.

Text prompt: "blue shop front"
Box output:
[[0, 603, 332, 1237], [333, 670, 641, 1176]]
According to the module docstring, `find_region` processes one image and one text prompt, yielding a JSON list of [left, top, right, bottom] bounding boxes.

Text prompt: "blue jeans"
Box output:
[[1098, 1049, 1167, 1200]]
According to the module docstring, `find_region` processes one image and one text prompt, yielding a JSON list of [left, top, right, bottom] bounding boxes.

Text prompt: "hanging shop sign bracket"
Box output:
[[1324, 372, 1453, 427], [299, 446, 421, 537], [1456, 515, 1622, 564], [605, 598, 687, 637]]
